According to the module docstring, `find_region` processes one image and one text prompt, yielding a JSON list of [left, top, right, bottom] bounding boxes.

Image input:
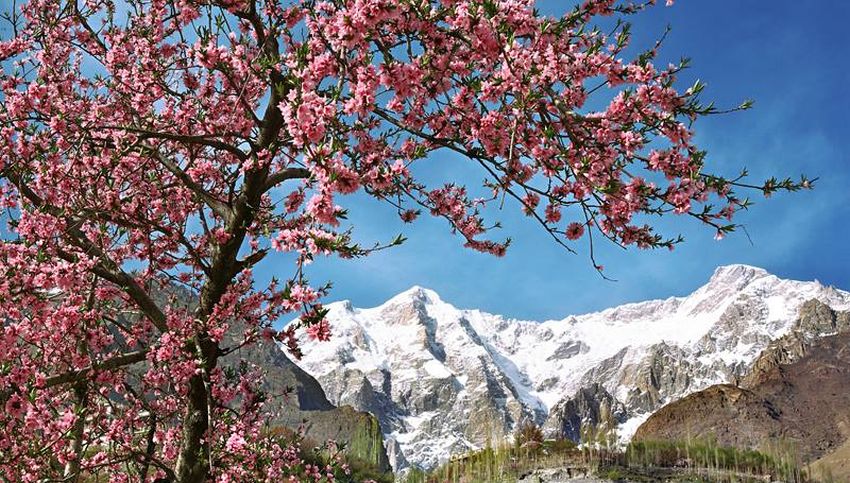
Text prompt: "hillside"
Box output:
[[634, 300, 850, 477]]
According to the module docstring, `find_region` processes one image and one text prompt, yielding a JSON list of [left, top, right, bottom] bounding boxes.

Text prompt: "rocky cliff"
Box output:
[[634, 300, 850, 471]]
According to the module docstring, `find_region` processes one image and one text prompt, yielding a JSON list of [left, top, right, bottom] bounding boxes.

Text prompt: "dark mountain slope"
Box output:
[[223, 332, 392, 472], [634, 300, 850, 469]]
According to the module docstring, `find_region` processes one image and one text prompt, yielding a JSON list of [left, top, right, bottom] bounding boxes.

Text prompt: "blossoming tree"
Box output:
[[0, 0, 809, 481]]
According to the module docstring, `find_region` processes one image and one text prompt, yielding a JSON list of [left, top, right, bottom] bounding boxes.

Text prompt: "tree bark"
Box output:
[[138, 412, 158, 481], [62, 382, 88, 482], [174, 337, 218, 483]]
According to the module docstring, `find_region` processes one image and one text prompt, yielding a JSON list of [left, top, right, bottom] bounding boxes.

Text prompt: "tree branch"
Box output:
[[263, 167, 310, 191], [102, 126, 249, 161], [4, 169, 170, 332], [42, 350, 149, 388], [145, 148, 234, 222]]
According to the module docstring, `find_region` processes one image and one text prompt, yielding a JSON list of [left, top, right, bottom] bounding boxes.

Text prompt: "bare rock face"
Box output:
[[291, 267, 850, 472], [634, 301, 850, 465], [578, 343, 699, 415], [543, 384, 627, 442], [632, 384, 779, 448], [742, 299, 850, 388]]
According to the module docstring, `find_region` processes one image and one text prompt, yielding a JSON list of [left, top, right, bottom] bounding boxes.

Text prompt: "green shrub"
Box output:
[[514, 420, 544, 450], [604, 468, 623, 480]]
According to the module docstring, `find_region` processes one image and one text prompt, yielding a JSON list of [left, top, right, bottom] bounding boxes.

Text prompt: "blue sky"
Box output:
[[260, 1, 850, 321]]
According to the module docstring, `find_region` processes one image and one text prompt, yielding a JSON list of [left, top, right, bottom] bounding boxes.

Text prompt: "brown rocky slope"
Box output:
[[634, 300, 850, 477]]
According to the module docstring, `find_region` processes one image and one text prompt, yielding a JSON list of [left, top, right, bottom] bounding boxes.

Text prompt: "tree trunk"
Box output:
[[174, 373, 209, 482], [174, 337, 218, 483], [63, 382, 88, 482]]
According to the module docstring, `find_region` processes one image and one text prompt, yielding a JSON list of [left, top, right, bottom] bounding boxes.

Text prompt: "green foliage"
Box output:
[[344, 458, 395, 483], [513, 420, 544, 450], [624, 439, 810, 482], [347, 412, 385, 468], [402, 438, 579, 483], [405, 437, 813, 483], [604, 468, 623, 480]]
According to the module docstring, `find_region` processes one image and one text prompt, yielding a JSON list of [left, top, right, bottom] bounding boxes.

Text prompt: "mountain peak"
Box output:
[[708, 264, 770, 285], [387, 285, 442, 305]]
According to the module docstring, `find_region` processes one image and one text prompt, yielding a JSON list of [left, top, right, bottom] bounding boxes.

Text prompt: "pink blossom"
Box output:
[[566, 222, 586, 241], [225, 433, 247, 453], [5, 393, 26, 419], [306, 319, 332, 342]]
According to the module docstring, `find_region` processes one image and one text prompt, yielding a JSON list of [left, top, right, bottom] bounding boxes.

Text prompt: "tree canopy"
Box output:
[[0, 0, 808, 481]]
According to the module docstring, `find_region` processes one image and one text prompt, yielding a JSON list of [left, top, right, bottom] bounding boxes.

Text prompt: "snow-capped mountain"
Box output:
[[289, 265, 850, 472]]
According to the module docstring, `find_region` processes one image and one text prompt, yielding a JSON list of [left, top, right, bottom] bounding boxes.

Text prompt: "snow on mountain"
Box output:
[[289, 265, 850, 472]]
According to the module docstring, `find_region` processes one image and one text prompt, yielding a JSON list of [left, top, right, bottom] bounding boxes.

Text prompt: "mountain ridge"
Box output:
[[288, 264, 850, 472]]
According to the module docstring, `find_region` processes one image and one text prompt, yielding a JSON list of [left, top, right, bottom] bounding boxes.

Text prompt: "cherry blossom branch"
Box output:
[[4, 170, 170, 331], [144, 147, 233, 222], [103, 126, 249, 161], [262, 167, 311, 191], [50, 351, 147, 388]]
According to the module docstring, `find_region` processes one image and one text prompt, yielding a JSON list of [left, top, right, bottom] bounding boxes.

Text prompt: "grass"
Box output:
[[401, 439, 580, 483], [402, 437, 815, 483], [621, 439, 809, 482]]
